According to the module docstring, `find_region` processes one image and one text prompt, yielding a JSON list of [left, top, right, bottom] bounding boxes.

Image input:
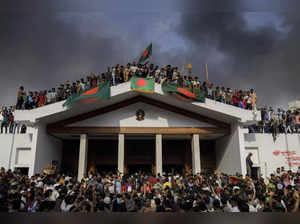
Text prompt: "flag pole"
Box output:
[[148, 42, 152, 77], [205, 64, 209, 83]]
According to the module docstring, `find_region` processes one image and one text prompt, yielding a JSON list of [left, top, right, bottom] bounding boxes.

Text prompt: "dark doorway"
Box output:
[[163, 164, 185, 175], [251, 167, 260, 180], [61, 140, 80, 175], [163, 139, 191, 174], [200, 140, 216, 172], [15, 167, 29, 175], [61, 138, 118, 175], [96, 165, 117, 175], [125, 138, 155, 174], [127, 164, 152, 175], [88, 139, 118, 173]]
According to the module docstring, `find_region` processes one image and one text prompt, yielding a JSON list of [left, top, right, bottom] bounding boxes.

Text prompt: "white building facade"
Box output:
[[0, 82, 299, 180]]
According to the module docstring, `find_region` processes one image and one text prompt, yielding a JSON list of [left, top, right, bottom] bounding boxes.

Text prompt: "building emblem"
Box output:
[[136, 109, 145, 121]]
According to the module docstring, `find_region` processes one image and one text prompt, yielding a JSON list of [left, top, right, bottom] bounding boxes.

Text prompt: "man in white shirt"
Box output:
[[49, 88, 56, 103], [60, 198, 74, 212], [229, 197, 240, 212], [20, 190, 27, 210], [172, 67, 178, 80], [248, 203, 258, 212], [46, 90, 52, 104], [80, 79, 86, 91], [112, 67, 116, 86], [223, 200, 232, 212], [274, 167, 281, 177], [130, 62, 138, 75], [108, 182, 115, 194], [49, 184, 60, 201]]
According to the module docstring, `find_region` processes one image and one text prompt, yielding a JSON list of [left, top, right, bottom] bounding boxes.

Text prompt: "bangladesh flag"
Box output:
[[63, 82, 110, 107], [131, 76, 155, 93], [139, 43, 152, 64], [161, 82, 205, 103]]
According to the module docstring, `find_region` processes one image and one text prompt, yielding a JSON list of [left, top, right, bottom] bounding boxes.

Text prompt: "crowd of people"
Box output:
[[2, 61, 299, 136], [14, 62, 257, 111], [0, 106, 26, 134], [1, 167, 300, 213], [249, 108, 300, 137]]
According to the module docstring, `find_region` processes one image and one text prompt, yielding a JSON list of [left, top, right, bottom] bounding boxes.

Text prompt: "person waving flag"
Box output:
[[139, 43, 152, 64]]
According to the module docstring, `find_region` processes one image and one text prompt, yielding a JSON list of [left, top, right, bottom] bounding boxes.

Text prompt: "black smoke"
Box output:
[[1, 1, 299, 109], [176, 1, 300, 108], [0, 2, 139, 105]]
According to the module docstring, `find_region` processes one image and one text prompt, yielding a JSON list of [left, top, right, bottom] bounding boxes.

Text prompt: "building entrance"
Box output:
[[163, 164, 185, 175], [125, 138, 155, 174], [61, 138, 118, 175], [95, 165, 117, 175], [163, 139, 192, 175], [200, 140, 216, 172], [88, 139, 118, 174], [61, 135, 218, 177], [127, 164, 152, 174], [15, 167, 29, 175]]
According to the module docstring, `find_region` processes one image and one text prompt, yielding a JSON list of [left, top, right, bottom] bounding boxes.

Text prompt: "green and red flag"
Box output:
[[161, 81, 205, 103], [139, 43, 152, 64], [63, 82, 110, 107], [131, 76, 155, 93]]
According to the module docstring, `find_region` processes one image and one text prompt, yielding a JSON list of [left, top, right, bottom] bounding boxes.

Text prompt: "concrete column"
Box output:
[[118, 134, 125, 175], [191, 134, 201, 174], [78, 134, 88, 182], [215, 123, 247, 176], [156, 134, 163, 176]]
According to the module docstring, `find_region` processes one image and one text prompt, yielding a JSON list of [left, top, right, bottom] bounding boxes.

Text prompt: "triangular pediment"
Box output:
[[47, 95, 230, 136], [67, 102, 217, 128]]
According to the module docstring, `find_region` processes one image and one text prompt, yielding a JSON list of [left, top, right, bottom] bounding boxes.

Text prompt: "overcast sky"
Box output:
[[1, 0, 299, 109]]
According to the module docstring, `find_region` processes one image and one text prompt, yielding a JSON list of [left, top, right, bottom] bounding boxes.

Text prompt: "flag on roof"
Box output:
[[139, 43, 152, 64], [131, 76, 155, 93], [63, 82, 110, 107], [161, 81, 205, 103]]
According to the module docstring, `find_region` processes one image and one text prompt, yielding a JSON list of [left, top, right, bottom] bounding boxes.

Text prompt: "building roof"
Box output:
[[14, 82, 260, 126]]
